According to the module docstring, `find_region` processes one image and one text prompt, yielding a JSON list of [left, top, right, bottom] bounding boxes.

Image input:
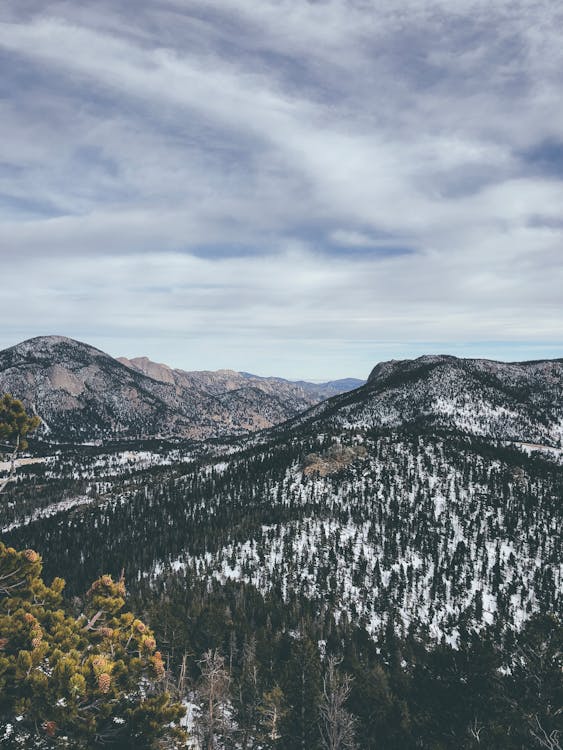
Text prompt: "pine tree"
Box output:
[[0, 394, 40, 494], [0, 542, 186, 748], [280, 635, 321, 750], [508, 615, 563, 750], [236, 637, 261, 748]]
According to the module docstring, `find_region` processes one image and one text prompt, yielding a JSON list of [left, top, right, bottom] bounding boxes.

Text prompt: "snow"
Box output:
[[2, 495, 93, 533], [148, 435, 559, 641]]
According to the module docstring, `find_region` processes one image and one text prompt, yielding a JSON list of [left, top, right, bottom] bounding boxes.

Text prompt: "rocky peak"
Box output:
[[117, 356, 175, 384], [367, 354, 460, 384]]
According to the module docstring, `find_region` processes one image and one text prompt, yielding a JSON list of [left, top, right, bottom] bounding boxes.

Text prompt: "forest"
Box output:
[[1, 398, 562, 748]]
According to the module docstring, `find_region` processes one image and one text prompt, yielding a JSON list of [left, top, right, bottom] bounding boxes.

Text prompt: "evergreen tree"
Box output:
[[0, 394, 40, 494], [280, 635, 321, 750], [236, 637, 261, 748], [507, 615, 563, 750], [0, 542, 186, 748]]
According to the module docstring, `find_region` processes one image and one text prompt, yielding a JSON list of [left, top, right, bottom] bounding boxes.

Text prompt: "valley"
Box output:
[[1, 340, 561, 749]]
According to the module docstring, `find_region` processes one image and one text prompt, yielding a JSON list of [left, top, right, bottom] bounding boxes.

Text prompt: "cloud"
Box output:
[[329, 230, 393, 249], [0, 0, 561, 376]]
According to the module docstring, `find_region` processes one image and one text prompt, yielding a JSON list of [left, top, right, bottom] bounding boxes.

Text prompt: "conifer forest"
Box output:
[[1, 375, 562, 748]]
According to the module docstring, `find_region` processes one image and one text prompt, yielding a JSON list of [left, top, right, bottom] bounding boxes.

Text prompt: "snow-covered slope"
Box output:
[[287, 354, 563, 447], [143, 432, 561, 642]]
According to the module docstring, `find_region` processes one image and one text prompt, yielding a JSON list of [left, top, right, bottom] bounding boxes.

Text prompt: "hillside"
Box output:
[[2, 350, 561, 749], [3, 353, 561, 639], [286, 354, 563, 447]]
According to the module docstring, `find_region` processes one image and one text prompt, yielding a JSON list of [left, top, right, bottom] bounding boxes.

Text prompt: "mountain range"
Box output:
[[2, 335, 561, 450], [0, 336, 364, 442], [3, 342, 561, 631]]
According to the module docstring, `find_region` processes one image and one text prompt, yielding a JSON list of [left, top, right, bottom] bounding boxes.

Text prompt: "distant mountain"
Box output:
[[289, 376, 366, 400], [119, 356, 365, 404], [0, 336, 217, 441], [286, 354, 563, 447], [0, 336, 362, 442]]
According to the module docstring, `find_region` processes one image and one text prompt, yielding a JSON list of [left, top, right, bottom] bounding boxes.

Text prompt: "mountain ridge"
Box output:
[[1, 336, 561, 447], [118, 353, 366, 401], [264, 352, 563, 448], [0, 336, 363, 442]]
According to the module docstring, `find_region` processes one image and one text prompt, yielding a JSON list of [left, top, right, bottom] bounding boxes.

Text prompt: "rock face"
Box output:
[[0, 337, 363, 442], [302, 444, 367, 476], [288, 354, 563, 446]]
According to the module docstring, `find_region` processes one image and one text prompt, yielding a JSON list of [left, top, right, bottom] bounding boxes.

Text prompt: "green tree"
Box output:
[[0, 542, 186, 748], [257, 685, 287, 748], [236, 637, 261, 749], [0, 394, 40, 494], [508, 615, 563, 750], [280, 635, 321, 750]]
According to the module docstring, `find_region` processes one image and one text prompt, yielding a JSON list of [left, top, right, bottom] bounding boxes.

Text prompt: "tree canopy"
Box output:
[[0, 394, 41, 495], [0, 394, 40, 452]]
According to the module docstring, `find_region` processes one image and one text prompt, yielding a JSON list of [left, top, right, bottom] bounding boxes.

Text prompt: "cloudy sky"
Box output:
[[1, 0, 562, 379]]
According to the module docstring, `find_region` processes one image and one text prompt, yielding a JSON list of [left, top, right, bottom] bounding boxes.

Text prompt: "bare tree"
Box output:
[[177, 652, 189, 697], [195, 649, 233, 750], [319, 656, 357, 750], [530, 716, 562, 750], [237, 637, 261, 749], [0, 435, 20, 495], [468, 716, 484, 745]]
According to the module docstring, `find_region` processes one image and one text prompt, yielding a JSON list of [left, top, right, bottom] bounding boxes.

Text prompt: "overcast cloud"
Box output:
[[1, 0, 562, 378]]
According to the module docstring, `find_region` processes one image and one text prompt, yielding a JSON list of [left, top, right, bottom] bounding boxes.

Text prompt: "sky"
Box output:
[[1, 0, 562, 380]]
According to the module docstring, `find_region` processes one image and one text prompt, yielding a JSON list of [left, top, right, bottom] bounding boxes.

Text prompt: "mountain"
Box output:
[[0, 336, 216, 441], [5, 351, 561, 636], [286, 354, 563, 447], [118, 356, 364, 404], [0, 336, 363, 442]]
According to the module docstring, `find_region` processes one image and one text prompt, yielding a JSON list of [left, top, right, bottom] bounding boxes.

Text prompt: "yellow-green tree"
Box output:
[[0, 394, 41, 494], [0, 542, 186, 748]]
